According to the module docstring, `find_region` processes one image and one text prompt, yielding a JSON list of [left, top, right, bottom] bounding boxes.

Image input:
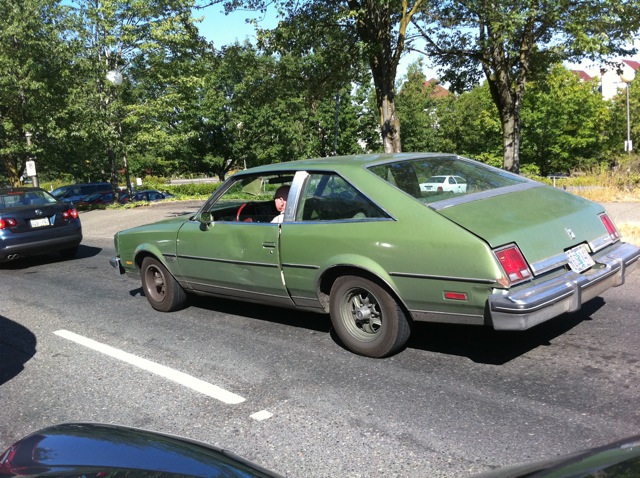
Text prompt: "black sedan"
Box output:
[[0, 187, 82, 263], [121, 189, 173, 203]]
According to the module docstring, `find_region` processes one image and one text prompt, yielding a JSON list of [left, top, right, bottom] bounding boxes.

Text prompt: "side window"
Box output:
[[209, 173, 292, 223], [298, 173, 388, 221]]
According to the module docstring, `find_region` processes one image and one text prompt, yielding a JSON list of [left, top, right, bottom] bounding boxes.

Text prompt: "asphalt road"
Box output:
[[1, 200, 639, 477]]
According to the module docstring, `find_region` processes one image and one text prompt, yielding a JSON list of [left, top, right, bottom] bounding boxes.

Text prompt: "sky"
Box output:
[[194, 4, 428, 81], [195, 5, 277, 48]]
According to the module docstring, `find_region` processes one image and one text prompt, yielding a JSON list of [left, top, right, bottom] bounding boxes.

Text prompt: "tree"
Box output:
[[606, 76, 640, 167], [441, 82, 503, 165], [213, 0, 426, 153], [0, 0, 75, 186], [412, 0, 640, 173], [67, 0, 205, 187], [395, 59, 454, 153], [520, 65, 610, 175]]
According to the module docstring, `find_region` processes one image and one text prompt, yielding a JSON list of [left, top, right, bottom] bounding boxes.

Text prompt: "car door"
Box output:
[[175, 175, 294, 306]]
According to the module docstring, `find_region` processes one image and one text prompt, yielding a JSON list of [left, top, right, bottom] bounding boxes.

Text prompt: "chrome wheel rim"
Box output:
[[144, 265, 166, 302], [341, 287, 383, 340]]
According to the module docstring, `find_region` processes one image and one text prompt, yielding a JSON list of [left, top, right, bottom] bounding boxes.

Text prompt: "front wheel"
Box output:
[[140, 257, 187, 312], [329, 276, 411, 358]]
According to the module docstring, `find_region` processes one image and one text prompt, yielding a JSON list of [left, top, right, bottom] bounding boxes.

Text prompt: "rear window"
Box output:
[[0, 190, 57, 209], [368, 156, 528, 204]]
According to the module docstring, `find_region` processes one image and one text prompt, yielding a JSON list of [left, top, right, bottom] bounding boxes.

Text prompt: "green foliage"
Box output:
[[139, 177, 220, 197], [520, 64, 611, 175], [2, 0, 639, 191], [0, 0, 77, 185], [412, 0, 640, 171]]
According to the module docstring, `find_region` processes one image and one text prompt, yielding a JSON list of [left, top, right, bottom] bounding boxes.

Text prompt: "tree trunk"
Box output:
[[2, 156, 21, 187], [486, 73, 523, 174], [501, 111, 520, 174], [380, 90, 402, 153]]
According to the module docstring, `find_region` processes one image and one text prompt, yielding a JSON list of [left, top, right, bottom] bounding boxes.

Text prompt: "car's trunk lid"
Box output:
[[432, 186, 609, 267], [6, 204, 75, 233]]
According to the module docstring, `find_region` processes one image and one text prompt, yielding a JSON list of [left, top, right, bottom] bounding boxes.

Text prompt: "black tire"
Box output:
[[140, 256, 187, 312], [59, 246, 79, 259], [329, 275, 411, 358]]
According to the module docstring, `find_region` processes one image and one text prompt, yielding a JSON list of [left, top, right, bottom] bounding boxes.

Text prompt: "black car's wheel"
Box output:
[[59, 246, 78, 259], [140, 257, 187, 312], [329, 275, 411, 358]]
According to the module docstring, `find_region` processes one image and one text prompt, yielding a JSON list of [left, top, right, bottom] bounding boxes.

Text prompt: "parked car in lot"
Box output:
[[419, 174, 468, 193], [50, 182, 112, 204], [1, 423, 638, 477], [110, 153, 639, 357], [121, 189, 174, 203], [75, 191, 116, 210], [0, 187, 82, 263]]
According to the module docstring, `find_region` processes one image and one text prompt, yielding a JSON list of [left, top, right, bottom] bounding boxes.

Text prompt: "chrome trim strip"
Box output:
[[530, 252, 568, 275], [389, 271, 496, 284], [428, 182, 543, 211], [590, 234, 614, 252], [177, 254, 279, 269], [410, 309, 485, 325], [281, 263, 320, 270]]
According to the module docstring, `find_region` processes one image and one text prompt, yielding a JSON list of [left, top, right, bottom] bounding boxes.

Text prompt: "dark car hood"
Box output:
[[0, 423, 282, 477]]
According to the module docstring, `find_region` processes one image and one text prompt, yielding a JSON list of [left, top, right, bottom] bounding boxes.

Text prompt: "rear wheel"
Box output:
[[329, 275, 411, 358], [140, 257, 187, 312]]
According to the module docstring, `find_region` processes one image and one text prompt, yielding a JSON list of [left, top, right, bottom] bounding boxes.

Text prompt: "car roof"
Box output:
[[0, 187, 47, 194], [243, 153, 459, 175]]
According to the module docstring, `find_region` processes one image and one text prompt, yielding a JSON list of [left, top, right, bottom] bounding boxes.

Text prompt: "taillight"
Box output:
[[0, 218, 17, 229], [599, 213, 620, 241], [63, 208, 79, 219], [494, 244, 532, 287]]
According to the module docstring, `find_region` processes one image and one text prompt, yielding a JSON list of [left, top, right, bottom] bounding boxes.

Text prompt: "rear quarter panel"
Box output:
[[280, 197, 503, 318]]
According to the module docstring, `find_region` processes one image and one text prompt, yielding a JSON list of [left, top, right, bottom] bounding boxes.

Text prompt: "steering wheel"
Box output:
[[236, 203, 247, 221]]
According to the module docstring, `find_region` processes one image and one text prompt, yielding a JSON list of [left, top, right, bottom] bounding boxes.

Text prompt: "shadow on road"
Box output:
[[170, 292, 332, 333], [131, 284, 606, 363], [0, 245, 101, 270], [407, 297, 606, 364], [0, 316, 37, 385]]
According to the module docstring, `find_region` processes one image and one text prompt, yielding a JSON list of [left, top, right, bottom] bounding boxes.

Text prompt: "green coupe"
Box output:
[[110, 153, 639, 357]]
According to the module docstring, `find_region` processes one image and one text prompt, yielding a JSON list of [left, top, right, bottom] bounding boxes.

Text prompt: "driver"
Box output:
[[271, 185, 290, 223]]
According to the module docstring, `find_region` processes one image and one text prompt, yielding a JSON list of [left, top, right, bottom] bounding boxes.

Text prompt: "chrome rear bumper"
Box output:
[[489, 241, 640, 330]]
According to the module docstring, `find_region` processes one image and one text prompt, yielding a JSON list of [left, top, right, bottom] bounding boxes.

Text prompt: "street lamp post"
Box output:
[[24, 131, 40, 188], [106, 69, 132, 194], [620, 69, 635, 154]]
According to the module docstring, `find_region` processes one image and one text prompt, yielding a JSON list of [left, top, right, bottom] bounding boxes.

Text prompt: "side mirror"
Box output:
[[198, 211, 213, 228]]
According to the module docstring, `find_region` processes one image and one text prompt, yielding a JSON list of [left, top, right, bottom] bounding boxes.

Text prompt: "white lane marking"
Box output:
[[54, 330, 245, 404], [250, 410, 273, 421]]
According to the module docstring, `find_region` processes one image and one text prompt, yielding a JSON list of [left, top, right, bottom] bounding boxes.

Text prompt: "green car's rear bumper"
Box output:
[[489, 241, 640, 330]]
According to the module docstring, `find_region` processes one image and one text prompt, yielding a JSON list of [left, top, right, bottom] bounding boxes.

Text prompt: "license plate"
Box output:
[[566, 244, 595, 273], [30, 218, 50, 228]]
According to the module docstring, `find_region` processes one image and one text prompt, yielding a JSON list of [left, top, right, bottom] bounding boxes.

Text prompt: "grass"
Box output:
[[534, 167, 640, 246], [619, 223, 640, 246]]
